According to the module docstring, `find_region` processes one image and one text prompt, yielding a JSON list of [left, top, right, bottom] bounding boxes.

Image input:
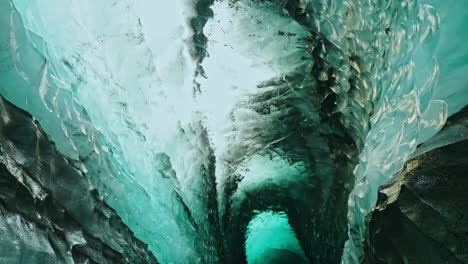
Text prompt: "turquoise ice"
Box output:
[[0, 0, 467, 263]]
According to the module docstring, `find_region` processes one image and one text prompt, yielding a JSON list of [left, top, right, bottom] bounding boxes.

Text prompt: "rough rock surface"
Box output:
[[0, 96, 158, 264], [363, 108, 468, 264]]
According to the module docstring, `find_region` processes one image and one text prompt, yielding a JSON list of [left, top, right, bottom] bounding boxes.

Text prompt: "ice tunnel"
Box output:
[[0, 0, 467, 263]]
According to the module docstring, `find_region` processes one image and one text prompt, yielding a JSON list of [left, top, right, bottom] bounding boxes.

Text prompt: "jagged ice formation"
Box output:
[[0, 0, 467, 263]]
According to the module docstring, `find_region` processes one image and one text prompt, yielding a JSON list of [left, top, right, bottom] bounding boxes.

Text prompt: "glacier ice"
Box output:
[[245, 211, 308, 264], [0, 96, 157, 263], [362, 119, 468, 263], [0, 0, 467, 263], [1, 0, 222, 262]]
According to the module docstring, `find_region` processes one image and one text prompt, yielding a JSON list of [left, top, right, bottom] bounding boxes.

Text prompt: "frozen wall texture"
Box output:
[[0, 0, 467, 263]]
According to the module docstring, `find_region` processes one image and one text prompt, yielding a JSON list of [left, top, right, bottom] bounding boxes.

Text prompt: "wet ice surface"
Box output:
[[0, 97, 157, 263], [1, 0, 467, 263]]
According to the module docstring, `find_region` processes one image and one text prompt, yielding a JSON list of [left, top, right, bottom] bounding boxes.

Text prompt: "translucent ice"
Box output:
[[0, 0, 467, 263]]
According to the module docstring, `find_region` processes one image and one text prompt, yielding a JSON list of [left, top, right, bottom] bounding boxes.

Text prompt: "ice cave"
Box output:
[[0, 0, 467, 263]]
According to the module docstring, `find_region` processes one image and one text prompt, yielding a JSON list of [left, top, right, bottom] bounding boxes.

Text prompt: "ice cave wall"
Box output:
[[362, 107, 468, 264], [0, 95, 157, 263], [1, 0, 221, 262], [0, 0, 467, 263]]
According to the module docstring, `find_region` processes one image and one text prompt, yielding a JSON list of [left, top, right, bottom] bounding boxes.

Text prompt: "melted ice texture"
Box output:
[[1, 0, 467, 263]]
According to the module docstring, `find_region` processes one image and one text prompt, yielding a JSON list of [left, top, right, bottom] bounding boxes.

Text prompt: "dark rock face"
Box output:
[[413, 107, 468, 157], [363, 109, 468, 264], [0, 96, 158, 264]]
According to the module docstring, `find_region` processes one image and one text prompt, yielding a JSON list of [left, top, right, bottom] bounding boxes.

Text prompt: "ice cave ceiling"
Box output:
[[0, 0, 467, 263]]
